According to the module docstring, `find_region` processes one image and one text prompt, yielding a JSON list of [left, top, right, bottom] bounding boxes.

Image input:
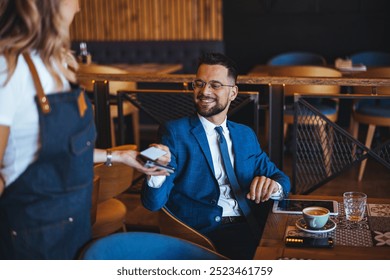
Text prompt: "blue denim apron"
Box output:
[[0, 54, 96, 259]]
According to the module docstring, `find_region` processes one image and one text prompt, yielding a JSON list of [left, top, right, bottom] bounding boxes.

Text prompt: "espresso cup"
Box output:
[[302, 206, 330, 229]]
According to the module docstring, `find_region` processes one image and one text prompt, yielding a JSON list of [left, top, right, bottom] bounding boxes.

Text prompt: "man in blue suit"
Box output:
[[142, 53, 290, 259]]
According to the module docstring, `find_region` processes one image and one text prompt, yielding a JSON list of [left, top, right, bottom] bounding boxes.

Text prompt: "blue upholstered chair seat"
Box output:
[[350, 51, 390, 67], [268, 52, 326, 66], [355, 100, 390, 117], [81, 232, 227, 260]]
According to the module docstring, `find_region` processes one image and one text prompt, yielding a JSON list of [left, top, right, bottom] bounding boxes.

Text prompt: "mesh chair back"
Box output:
[[116, 89, 259, 143]]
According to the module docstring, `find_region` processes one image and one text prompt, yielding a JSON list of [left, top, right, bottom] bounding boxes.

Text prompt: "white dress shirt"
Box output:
[[147, 115, 283, 216], [200, 116, 242, 216]]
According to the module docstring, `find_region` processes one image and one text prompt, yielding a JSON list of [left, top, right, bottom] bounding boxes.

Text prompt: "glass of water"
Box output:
[[343, 192, 367, 222]]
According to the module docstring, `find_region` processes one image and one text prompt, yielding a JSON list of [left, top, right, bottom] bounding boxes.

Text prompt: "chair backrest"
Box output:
[[93, 145, 136, 202], [267, 52, 327, 66], [268, 66, 342, 96], [350, 51, 390, 67], [123, 89, 258, 124], [353, 67, 390, 95], [158, 207, 216, 251], [81, 232, 228, 260], [90, 175, 100, 225], [78, 64, 136, 93]]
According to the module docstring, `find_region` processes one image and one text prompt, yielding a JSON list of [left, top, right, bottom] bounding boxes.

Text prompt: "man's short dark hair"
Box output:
[[198, 53, 238, 83]]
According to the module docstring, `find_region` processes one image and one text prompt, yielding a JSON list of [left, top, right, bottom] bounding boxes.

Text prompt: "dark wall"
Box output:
[[223, 0, 390, 74]]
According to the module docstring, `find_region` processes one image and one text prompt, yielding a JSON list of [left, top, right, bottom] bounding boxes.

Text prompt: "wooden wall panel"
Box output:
[[70, 0, 222, 41]]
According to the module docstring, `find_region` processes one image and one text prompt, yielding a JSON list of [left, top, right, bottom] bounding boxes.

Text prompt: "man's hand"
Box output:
[[246, 176, 279, 203], [149, 144, 171, 166], [114, 144, 172, 176]]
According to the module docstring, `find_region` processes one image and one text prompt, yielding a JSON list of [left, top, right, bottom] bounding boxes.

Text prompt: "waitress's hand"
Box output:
[[113, 144, 171, 176], [115, 148, 171, 176]]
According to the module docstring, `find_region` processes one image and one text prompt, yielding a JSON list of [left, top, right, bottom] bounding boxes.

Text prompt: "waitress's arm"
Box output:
[[93, 146, 171, 177], [0, 125, 10, 196]]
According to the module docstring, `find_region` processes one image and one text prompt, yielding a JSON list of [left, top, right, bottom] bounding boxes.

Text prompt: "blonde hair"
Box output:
[[0, 0, 77, 87]]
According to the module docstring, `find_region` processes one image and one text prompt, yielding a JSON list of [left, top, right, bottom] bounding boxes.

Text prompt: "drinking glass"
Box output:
[[343, 192, 367, 222]]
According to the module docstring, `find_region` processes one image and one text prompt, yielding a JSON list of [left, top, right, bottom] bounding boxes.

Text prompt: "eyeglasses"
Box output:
[[191, 79, 235, 91]]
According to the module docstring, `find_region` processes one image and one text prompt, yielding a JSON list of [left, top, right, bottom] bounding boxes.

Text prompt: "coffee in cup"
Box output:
[[302, 206, 330, 229]]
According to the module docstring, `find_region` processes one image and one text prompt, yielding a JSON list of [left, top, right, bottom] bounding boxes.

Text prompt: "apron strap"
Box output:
[[22, 53, 51, 114]]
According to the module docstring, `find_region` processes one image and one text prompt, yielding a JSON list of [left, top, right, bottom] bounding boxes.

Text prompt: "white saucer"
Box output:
[[295, 218, 336, 233]]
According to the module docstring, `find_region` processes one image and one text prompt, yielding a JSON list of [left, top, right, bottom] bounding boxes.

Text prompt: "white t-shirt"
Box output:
[[0, 52, 70, 187]]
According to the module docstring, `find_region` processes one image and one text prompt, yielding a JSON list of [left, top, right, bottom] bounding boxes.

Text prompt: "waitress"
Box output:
[[0, 0, 170, 259]]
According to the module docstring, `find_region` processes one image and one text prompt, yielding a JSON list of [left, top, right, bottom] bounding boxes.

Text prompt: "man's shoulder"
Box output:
[[227, 120, 255, 134], [165, 115, 198, 127], [165, 117, 187, 126]]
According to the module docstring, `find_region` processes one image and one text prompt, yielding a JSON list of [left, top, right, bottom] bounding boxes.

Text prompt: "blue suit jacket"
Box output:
[[142, 116, 290, 233]]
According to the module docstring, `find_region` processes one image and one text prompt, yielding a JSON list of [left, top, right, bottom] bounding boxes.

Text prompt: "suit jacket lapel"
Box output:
[[227, 121, 246, 181], [189, 116, 215, 175]]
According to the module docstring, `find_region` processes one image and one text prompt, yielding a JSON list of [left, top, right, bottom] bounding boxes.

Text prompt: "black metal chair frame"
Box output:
[[115, 89, 259, 146], [292, 93, 390, 194]]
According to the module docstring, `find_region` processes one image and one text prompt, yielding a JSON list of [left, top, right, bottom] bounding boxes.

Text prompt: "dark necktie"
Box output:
[[215, 126, 260, 237]]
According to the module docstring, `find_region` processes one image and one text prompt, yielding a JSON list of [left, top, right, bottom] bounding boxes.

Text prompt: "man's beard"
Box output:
[[195, 95, 228, 118]]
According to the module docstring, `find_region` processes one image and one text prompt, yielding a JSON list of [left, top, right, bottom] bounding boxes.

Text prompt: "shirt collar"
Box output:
[[198, 114, 228, 136]]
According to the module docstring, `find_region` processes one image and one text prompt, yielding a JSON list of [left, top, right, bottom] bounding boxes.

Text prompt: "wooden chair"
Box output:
[[268, 66, 342, 134], [116, 192, 160, 232], [92, 145, 136, 238], [90, 175, 100, 225], [351, 67, 390, 181], [78, 64, 139, 147], [158, 207, 217, 251]]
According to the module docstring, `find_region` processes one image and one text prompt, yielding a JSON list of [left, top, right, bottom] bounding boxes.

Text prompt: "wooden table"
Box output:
[[78, 62, 182, 76], [110, 63, 182, 74], [254, 194, 390, 260], [77, 62, 183, 147], [248, 64, 369, 77], [77, 62, 183, 91]]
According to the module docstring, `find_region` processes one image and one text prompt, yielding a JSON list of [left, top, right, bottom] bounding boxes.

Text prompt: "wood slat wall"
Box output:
[[70, 0, 222, 41]]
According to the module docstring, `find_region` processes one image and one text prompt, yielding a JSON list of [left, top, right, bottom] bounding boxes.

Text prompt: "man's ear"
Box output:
[[229, 85, 238, 101]]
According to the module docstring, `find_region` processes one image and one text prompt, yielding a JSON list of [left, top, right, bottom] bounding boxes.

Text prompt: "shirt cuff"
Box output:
[[270, 182, 284, 200], [147, 175, 166, 188]]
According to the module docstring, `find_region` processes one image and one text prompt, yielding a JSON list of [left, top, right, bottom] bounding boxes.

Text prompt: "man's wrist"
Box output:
[[147, 175, 166, 188], [270, 182, 284, 200]]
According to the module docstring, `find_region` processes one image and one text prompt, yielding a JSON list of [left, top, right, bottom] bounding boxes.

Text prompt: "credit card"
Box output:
[[140, 146, 167, 161]]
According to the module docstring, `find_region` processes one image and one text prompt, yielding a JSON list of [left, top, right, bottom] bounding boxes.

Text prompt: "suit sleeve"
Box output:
[[141, 123, 178, 211], [251, 129, 291, 195]]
